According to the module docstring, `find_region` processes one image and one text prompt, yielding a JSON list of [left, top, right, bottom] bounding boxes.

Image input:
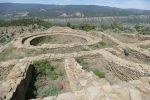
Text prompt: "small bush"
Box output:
[[33, 60, 50, 75], [139, 44, 149, 49], [123, 47, 130, 56], [95, 41, 106, 48], [47, 70, 58, 80], [76, 58, 89, 70], [110, 51, 117, 55], [82, 65, 89, 70], [134, 24, 143, 32], [79, 24, 96, 31], [100, 24, 110, 30], [81, 48, 90, 51], [76, 58, 87, 66], [123, 27, 136, 33], [33, 60, 60, 80], [44, 86, 60, 96], [67, 22, 71, 27], [93, 70, 105, 78], [111, 22, 123, 31], [139, 25, 150, 35]]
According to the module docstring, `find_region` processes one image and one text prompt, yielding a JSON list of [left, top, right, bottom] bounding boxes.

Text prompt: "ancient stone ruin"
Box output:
[[0, 27, 150, 100]]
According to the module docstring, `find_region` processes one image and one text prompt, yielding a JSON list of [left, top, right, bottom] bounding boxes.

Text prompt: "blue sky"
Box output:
[[1, 0, 150, 10]]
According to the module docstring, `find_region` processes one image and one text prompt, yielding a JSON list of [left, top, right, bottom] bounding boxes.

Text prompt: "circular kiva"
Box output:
[[19, 32, 100, 49]]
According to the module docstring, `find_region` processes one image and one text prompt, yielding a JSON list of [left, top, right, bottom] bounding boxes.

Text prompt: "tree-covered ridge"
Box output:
[[0, 19, 52, 28], [1, 3, 150, 19]]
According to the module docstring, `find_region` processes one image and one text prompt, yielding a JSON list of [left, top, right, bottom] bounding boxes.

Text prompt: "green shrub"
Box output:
[[76, 58, 87, 66], [33, 60, 50, 75], [79, 24, 96, 31], [123, 47, 130, 56], [33, 60, 59, 80], [139, 44, 149, 49], [123, 27, 136, 33], [76, 58, 89, 70], [0, 37, 6, 43], [100, 24, 110, 30], [81, 48, 90, 51], [134, 24, 143, 32], [93, 70, 105, 78], [95, 41, 106, 48], [139, 25, 150, 35], [67, 22, 71, 27], [47, 69, 58, 80], [44, 86, 60, 96], [82, 65, 89, 70], [111, 22, 123, 31], [110, 51, 117, 55]]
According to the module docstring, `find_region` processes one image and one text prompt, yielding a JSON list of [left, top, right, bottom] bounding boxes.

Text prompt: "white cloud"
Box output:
[[112, 0, 150, 10], [82, 0, 150, 10]]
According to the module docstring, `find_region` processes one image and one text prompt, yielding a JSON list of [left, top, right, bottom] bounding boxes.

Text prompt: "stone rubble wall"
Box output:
[[0, 62, 31, 100], [13, 28, 100, 49]]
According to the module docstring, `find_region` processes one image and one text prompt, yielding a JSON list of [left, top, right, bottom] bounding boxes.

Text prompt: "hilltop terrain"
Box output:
[[0, 25, 150, 100]]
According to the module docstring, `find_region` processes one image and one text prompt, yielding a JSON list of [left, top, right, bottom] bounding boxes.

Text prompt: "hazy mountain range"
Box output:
[[1, 3, 150, 19]]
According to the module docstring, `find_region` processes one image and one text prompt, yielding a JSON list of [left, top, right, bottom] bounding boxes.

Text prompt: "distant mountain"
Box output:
[[0, 3, 150, 19]]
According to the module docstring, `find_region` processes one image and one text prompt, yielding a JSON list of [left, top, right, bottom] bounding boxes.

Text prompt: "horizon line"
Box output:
[[0, 2, 149, 11]]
